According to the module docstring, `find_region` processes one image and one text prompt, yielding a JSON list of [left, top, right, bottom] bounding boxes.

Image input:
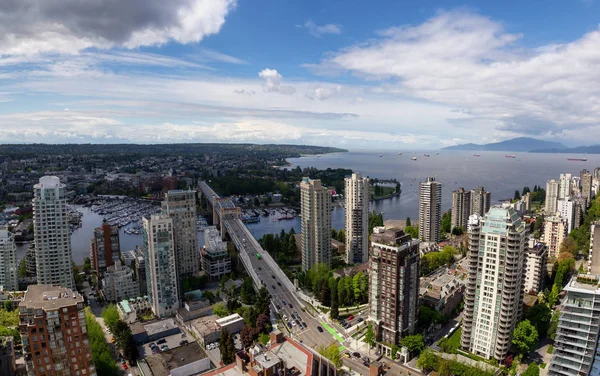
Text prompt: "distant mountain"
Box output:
[[530, 145, 600, 154], [443, 137, 567, 152]]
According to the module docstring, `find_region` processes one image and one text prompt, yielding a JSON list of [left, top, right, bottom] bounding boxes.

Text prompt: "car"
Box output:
[[161, 345, 169, 351], [358, 318, 364, 323], [122, 363, 128, 370], [121, 359, 126, 365], [157, 339, 167, 345], [149, 342, 157, 348], [287, 323, 292, 329], [302, 322, 307, 328], [258, 266, 262, 270], [277, 282, 281, 286], [288, 304, 293, 309], [292, 321, 296, 326], [179, 340, 188, 346], [363, 361, 370, 367], [272, 285, 276, 289], [110, 337, 115, 343], [348, 315, 354, 320], [343, 352, 351, 358], [275, 304, 281, 310], [353, 352, 361, 358], [317, 326, 323, 333], [271, 275, 276, 279], [282, 300, 286, 306], [88, 292, 95, 296]]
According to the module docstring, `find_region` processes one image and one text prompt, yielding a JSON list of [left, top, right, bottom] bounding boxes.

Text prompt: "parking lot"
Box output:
[[137, 332, 191, 358]]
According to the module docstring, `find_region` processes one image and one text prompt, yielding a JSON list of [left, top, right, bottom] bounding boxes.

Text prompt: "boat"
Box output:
[[436, 152, 439, 155], [505, 155, 516, 158], [398, 152, 402, 155], [473, 154, 480, 157], [411, 156, 417, 161], [424, 154, 430, 157], [567, 158, 587, 161], [379, 154, 383, 157]]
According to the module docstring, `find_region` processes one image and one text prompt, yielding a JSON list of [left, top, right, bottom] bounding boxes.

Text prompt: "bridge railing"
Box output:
[[223, 220, 262, 290]]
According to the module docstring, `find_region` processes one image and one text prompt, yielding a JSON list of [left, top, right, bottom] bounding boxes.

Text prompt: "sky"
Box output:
[[1, 0, 600, 149]]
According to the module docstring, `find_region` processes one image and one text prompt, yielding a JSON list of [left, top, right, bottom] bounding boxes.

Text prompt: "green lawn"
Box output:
[[447, 328, 462, 350]]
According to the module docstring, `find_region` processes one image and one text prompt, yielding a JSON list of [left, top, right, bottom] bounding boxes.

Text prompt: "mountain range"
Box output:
[[443, 137, 568, 152]]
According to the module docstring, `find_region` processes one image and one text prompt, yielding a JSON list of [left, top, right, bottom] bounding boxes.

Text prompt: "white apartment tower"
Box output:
[[162, 190, 199, 292], [461, 206, 528, 361], [0, 226, 18, 291], [559, 173, 572, 200], [33, 176, 74, 290], [418, 177, 442, 243], [546, 179, 560, 215], [300, 178, 332, 271], [344, 173, 370, 264], [523, 238, 548, 294], [543, 216, 568, 259], [557, 199, 575, 233], [143, 214, 180, 317]]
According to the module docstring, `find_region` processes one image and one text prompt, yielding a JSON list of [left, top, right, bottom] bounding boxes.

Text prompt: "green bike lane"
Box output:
[[320, 321, 346, 351]]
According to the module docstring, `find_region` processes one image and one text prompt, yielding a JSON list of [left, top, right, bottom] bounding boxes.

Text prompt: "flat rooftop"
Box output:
[[144, 318, 180, 336], [20, 285, 83, 310], [191, 315, 221, 336], [143, 342, 208, 376], [431, 274, 454, 287]]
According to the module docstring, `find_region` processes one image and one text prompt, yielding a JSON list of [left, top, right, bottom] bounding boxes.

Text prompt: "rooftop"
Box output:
[[144, 318, 180, 336], [431, 273, 455, 287], [20, 285, 83, 311], [191, 315, 221, 336], [142, 341, 209, 376]]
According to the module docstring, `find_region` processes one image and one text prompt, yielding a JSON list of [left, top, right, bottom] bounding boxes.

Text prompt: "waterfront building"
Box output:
[[19, 285, 95, 376], [545, 179, 560, 215], [368, 227, 420, 356], [202, 226, 232, 280], [0, 226, 18, 291], [89, 222, 120, 272], [162, 189, 199, 297], [418, 177, 442, 243], [581, 169, 593, 204], [470, 186, 491, 217], [461, 207, 528, 361], [300, 178, 332, 270], [344, 172, 370, 264], [451, 187, 471, 231], [558, 199, 575, 233], [102, 261, 140, 302], [143, 214, 180, 318], [559, 173, 572, 200], [543, 216, 568, 259], [33, 176, 74, 290], [523, 238, 548, 294]]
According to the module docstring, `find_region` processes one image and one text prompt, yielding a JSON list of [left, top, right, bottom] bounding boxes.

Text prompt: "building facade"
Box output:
[[368, 228, 420, 354], [201, 226, 232, 280], [102, 261, 140, 302], [559, 173, 572, 200], [19, 285, 95, 376], [143, 214, 180, 318], [470, 186, 491, 217], [588, 222, 600, 274], [544, 216, 568, 259], [557, 199, 575, 233], [451, 187, 471, 231], [546, 179, 560, 215], [89, 222, 120, 272], [33, 176, 74, 290], [0, 226, 18, 291], [573, 196, 588, 231], [162, 190, 199, 292], [581, 169, 593, 204], [418, 177, 442, 243], [523, 238, 548, 294], [300, 178, 332, 270], [344, 172, 370, 264], [461, 207, 528, 361]]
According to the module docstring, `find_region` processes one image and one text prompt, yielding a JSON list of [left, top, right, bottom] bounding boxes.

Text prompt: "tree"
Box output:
[[330, 279, 339, 320], [368, 211, 384, 234], [85, 308, 120, 376], [526, 304, 551, 335], [3, 301, 13, 312], [514, 190, 521, 200], [122, 333, 139, 362], [522, 362, 540, 376], [559, 237, 578, 257], [219, 330, 236, 364], [203, 291, 216, 304], [406, 217, 411, 227], [417, 350, 437, 372], [441, 211, 451, 234], [213, 302, 229, 318], [405, 225, 418, 239], [451, 226, 464, 236], [319, 344, 342, 369], [418, 306, 442, 328], [240, 277, 256, 304], [320, 279, 331, 306], [256, 313, 269, 334], [364, 324, 375, 349], [512, 320, 539, 356], [100, 305, 120, 330], [338, 278, 347, 307], [548, 310, 560, 340], [18, 258, 27, 278], [240, 325, 256, 348], [401, 334, 425, 357]]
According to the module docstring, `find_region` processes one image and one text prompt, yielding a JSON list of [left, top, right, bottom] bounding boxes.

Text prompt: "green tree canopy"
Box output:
[[526, 304, 552, 335], [522, 362, 540, 376], [401, 334, 425, 357], [213, 302, 229, 318], [512, 320, 539, 355], [100, 304, 119, 329]]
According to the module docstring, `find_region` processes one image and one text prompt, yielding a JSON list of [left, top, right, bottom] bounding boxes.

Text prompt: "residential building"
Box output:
[[300, 178, 332, 270], [557, 199, 575, 233], [470, 186, 491, 217], [581, 169, 593, 204], [0, 336, 15, 376], [543, 216, 568, 259], [418, 177, 442, 243], [523, 238, 548, 294], [461, 207, 528, 361], [134, 246, 147, 295], [545, 179, 560, 215], [0, 226, 18, 291], [201, 226, 231, 280], [588, 222, 600, 274], [573, 196, 588, 231], [32, 176, 74, 290], [559, 173, 572, 199], [162, 190, 199, 297], [595, 167, 600, 181], [548, 275, 600, 376], [422, 272, 465, 316], [117, 297, 151, 324], [344, 172, 370, 264], [89, 222, 120, 272], [143, 214, 180, 318], [137, 341, 211, 376], [451, 187, 471, 231], [102, 261, 140, 302], [19, 285, 95, 376], [368, 227, 420, 355]]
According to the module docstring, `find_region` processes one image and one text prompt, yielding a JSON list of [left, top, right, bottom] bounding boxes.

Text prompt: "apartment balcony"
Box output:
[[549, 357, 585, 375]]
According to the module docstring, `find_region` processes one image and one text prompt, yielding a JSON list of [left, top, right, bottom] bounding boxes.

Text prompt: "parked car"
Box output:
[[317, 326, 323, 333], [179, 340, 188, 346], [357, 318, 364, 323], [348, 315, 354, 320], [161, 345, 169, 351], [277, 282, 281, 286], [353, 352, 361, 358], [122, 363, 128, 370], [157, 339, 167, 345], [343, 352, 351, 358]]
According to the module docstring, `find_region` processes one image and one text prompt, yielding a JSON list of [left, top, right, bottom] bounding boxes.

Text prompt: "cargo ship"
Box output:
[[567, 157, 587, 161], [473, 154, 480, 157], [505, 155, 516, 158], [424, 153, 430, 157]]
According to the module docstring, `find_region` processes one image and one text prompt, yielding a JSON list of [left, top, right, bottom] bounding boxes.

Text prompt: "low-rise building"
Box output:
[[102, 260, 140, 302], [143, 318, 181, 341], [117, 297, 152, 324], [523, 238, 548, 294], [216, 313, 245, 334], [190, 315, 222, 346], [201, 226, 232, 280], [422, 272, 465, 316], [137, 341, 212, 376]]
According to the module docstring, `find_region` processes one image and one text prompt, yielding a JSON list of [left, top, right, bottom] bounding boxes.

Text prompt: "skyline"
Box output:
[[1, 1, 600, 148]]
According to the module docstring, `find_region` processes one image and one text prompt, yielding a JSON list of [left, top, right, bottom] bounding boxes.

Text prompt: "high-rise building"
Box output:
[[545, 179, 560, 215], [418, 177, 442, 243], [461, 207, 528, 361], [557, 199, 575, 233], [162, 190, 199, 291], [523, 238, 548, 294], [102, 261, 140, 302], [300, 178, 332, 271], [19, 285, 96, 376], [0, 226, 18, 291], [143, 214, 179, 318], [588, 222, 600, 274], [344, 173, 370, 264], [594, 167, 600, 181], [451, 187, 471, 231], [543, 216, 568, 259], [134, 246, 147, 296], [90, 222, 120, 272], [33, 176, 74, 290], [368, 227, 420, 355], [559, 173, 572, 200], [548, 275, 600, 376], [202, 226, 232, 280], [581, 169, 593, 204], [573, 196, 587, 230], [470, 186, 491, 217]]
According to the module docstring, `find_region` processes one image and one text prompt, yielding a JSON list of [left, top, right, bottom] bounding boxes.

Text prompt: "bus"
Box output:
[[256, 253, 262, 260]]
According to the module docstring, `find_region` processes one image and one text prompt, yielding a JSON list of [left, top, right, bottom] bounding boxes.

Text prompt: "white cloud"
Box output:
[[258, 69, 296, 95], [300, 20, 342, 38]]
